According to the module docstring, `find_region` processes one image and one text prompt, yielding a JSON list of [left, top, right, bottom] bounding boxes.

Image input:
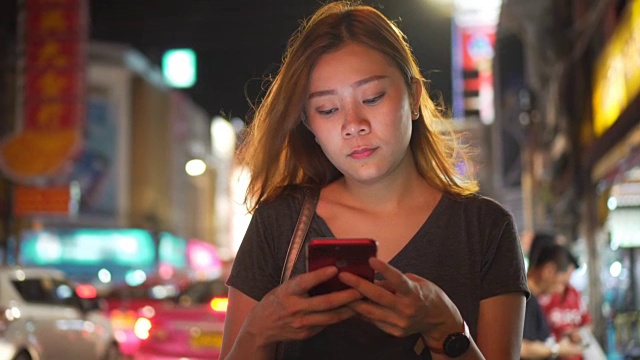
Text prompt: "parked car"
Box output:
[[0, 266, 122, 360], [133, 279, 228, 360]]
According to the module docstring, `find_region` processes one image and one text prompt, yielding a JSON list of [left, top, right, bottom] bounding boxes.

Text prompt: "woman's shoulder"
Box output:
[[254, 185, 308, 218], [443, 193, 514, 219]]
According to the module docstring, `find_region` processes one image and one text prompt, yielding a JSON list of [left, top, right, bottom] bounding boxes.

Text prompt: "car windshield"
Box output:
[[177, 280, 227, 306], [106, 282, 180, 301]]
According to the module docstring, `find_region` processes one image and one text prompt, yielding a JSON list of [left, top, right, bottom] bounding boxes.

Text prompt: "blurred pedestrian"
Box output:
[[538, 281, 592, 360], [527, 231, 558, 269], [221, 1, 529, 359], [529, 232, 593, 360], [521, 243, 585, 359]]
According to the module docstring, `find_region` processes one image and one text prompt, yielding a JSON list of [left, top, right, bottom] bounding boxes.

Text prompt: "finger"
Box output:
[[338, 272, 399, 311], [282, 307, 358, 341], [286, 325, 325, 341], [368, 258, 415, 296], [305, 288, 363, 312], [404, 273, 430, 283], [375, 279, 396, 293], [338, 271, 387, 297], [287, 266, 338, 295], [368, 258, 404, 282], [299, 306, 358, 328], [347, 300, 402, 333]]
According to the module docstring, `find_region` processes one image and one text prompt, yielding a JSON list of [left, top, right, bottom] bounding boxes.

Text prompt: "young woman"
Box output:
[[222, 2, 528, 359]]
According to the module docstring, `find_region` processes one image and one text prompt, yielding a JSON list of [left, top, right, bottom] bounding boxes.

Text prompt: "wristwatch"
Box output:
[[426, 321, 471, 358], [545, 337, 560, 359], [549, 342, 560, 359]]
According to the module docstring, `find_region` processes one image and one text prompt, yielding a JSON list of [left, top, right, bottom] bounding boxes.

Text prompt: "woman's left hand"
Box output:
[[338, 257, 462, 344]]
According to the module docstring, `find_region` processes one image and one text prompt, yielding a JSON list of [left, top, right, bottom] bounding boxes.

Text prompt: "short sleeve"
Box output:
[[226, 207, 281, 300], [479, 212, 530, 300], [225, 191, 303, 301]]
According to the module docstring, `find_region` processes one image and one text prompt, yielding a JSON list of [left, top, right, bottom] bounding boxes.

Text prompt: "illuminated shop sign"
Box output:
[[452, 1, 500, 124], [592, 0, 640, 137], [608, 207, 640, 248], [0, 0, 88, 184]]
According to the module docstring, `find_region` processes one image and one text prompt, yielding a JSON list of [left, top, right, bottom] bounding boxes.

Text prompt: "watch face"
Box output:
[[444, 333, 471, 357]]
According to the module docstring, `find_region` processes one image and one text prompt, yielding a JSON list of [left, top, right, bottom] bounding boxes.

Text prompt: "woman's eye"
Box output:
[[317, 108, 338, 116], [363, 94, 384, 105]]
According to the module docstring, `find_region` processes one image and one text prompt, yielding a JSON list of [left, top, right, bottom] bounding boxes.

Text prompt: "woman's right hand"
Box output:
[[242, 266, 363, 346]]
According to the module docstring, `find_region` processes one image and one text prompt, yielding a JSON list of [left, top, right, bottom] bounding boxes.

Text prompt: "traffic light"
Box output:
[[162, 48, 197, 88]]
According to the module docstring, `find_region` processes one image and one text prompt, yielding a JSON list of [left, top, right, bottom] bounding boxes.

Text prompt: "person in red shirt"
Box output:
[[538, 283, 592, 360], [529, 232, 592, 360]]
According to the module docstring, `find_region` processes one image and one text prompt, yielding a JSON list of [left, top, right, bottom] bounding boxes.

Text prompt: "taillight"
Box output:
[[210, 297, 228, 313], [133, 316, 169, 342], [76, 284, 97, 299], [133, 317, 152, 340], [109, 309, 138, 330], [133, 305, 157, 340]]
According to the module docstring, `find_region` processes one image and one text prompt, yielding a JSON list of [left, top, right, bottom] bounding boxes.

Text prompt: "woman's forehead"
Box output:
[[307, 43, 401, 90]]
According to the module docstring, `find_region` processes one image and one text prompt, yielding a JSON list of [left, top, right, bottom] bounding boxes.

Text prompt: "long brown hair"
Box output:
[[238, 1, 478, 212]]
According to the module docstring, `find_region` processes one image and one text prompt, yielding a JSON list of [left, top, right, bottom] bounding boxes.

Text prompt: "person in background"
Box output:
[[539, 280, 592, 360], [527, 232, 559, 269], [521, 243, 585, 359], [529, 233, 593, 360], [221, 1, 529, 359]]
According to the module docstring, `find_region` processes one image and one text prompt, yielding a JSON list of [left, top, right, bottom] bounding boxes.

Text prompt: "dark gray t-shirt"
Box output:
[[227, 187, 529, 359]]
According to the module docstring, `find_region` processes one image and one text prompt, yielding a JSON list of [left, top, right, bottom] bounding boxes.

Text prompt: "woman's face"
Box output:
[[304, 42, 418, 185]]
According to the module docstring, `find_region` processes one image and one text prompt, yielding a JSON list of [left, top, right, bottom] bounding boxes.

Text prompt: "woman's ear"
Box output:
[[410, 77, 422, 116]]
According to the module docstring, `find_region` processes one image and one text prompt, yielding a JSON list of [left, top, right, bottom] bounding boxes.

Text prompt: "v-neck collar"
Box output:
[[312, 194, 450, 264]]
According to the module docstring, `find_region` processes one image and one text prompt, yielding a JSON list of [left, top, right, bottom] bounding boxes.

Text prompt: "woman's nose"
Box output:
[[342, 108, 370, 138]]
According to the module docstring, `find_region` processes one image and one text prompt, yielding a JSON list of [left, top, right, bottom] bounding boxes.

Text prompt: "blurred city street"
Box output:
[[0, 0, 639, 359]]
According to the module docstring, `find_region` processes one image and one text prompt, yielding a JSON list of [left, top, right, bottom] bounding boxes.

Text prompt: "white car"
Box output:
[[0, 266, 121, 360]]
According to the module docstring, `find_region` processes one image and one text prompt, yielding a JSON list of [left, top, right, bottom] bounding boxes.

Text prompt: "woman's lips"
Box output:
[[349, 147, 376, 159]]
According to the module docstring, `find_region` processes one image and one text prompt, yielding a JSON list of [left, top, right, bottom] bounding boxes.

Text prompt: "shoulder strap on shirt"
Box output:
[[280, 187, 320, 284]]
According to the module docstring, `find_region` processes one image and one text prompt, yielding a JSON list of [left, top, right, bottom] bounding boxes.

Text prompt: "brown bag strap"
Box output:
[[279, 187, 319, 284]]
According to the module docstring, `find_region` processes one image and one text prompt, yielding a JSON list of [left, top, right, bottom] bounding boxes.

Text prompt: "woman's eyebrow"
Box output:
[[308, 75, 388, 100]]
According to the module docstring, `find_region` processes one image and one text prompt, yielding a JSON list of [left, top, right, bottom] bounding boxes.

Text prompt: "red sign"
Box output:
[[25, 68, 83, 100], [0, 0, 87, 184], [26, 39, 84, 68], [14, 185, 71, 216], [25, 2, 86, 38], [24, 100, 84, 129], [22, 0, 87, 133]]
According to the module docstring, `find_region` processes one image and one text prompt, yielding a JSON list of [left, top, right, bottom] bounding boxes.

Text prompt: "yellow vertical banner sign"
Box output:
[[592, 0, 640, 137]]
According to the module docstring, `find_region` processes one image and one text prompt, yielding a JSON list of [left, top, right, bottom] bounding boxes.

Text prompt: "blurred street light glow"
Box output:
[[211, 116, 236, 159], [452, 0, 502, 26], [610, 261, 622, 278], [125, 269, 147, 286], [162, 48, 197, 88], [98, 268, 112, 283], [453, 0, 501, 11], [185, 159, 207, 176]]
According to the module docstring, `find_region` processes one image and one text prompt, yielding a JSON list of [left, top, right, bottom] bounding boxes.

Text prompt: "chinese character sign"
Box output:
[[0, 0, 88, 183]]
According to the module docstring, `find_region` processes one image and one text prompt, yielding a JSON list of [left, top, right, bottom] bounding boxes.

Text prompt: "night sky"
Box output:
[[89, 0, 453, 121]]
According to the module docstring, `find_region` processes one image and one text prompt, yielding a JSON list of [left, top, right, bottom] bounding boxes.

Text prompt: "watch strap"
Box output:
[[423, 321, 470, 356]]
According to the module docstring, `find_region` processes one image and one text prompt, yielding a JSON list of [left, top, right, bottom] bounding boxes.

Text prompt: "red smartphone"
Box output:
[[306, 238, 377, 296]]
